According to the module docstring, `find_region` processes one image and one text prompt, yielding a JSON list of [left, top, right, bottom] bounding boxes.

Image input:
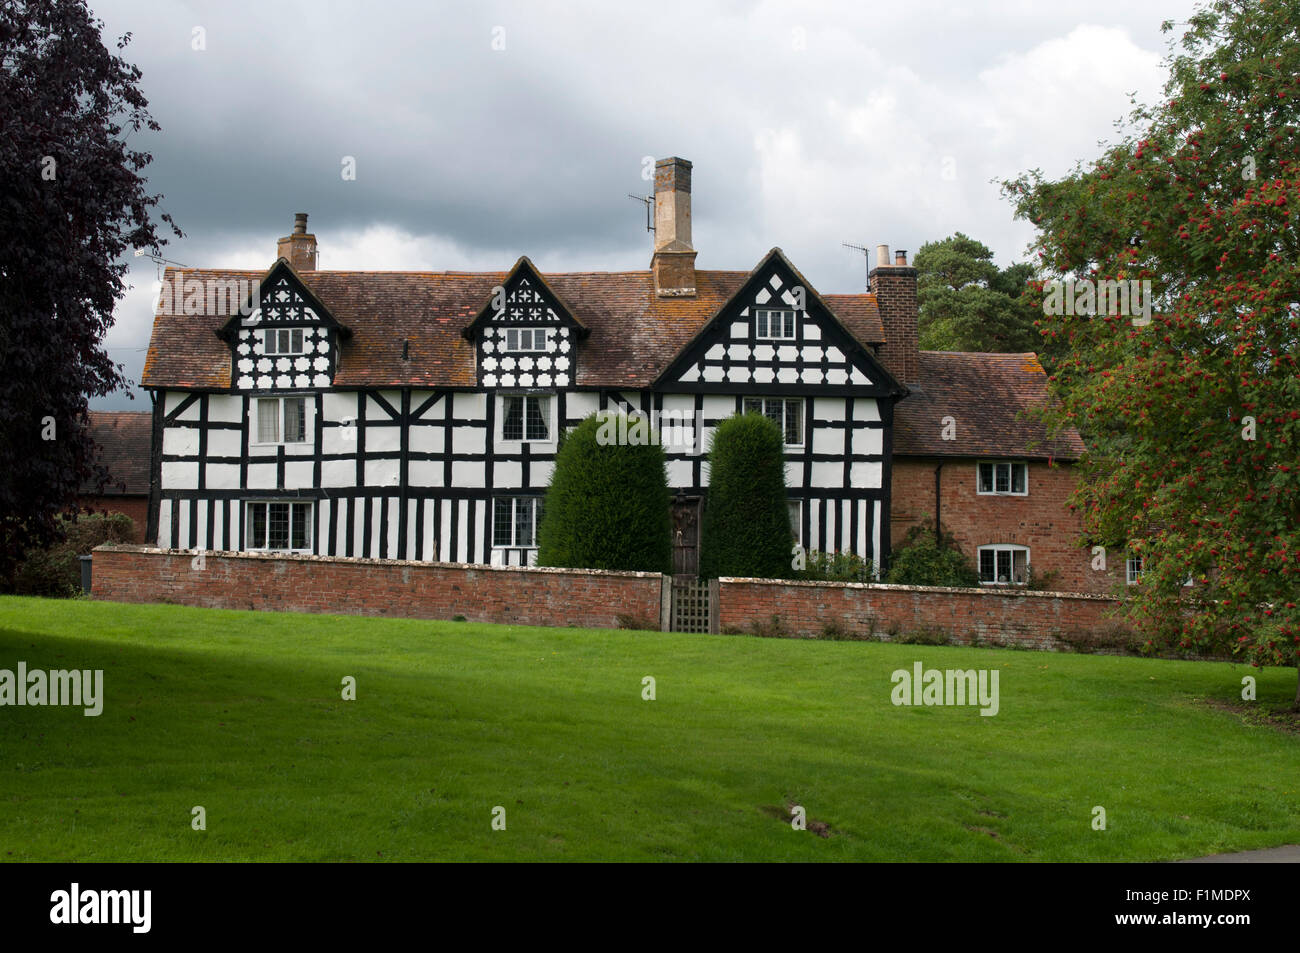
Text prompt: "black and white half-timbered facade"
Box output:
[[142, 158, 923, 571]]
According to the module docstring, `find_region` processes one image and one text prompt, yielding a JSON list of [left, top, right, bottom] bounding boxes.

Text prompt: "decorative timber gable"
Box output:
[[462, 256, 587, 390], [218, 260, 349, 392], [655, 248, 904, 397]]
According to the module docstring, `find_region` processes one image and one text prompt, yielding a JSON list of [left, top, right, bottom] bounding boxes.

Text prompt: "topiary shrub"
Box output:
[[5, 511, 135, 597], [699, 412, 793, 580], [536, 414, 672, 573], [885, 519, 980, 588]]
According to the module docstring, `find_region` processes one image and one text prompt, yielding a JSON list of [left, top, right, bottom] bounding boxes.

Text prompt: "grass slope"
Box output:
[[0, 596, 1296, 861]]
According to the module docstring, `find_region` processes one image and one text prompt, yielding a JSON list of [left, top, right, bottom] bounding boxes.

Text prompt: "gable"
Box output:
[[223, 261, 347, 392], [466, 258, 585, 390], [656, 249, 903, 396]]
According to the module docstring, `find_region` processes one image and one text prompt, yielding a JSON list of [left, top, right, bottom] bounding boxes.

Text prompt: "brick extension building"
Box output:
[[135, 156, 1102, 592], [80, 410, 152, 541]]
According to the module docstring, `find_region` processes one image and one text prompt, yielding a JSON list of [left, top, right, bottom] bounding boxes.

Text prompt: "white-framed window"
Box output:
[[493, 497, 542, 549], [246, 501, 313, 552], [503, 328, 550, 353], [755, 309, 796, 340], [256, 396, 307, 444], [788, 500, 802, 545], [500, 394, 552, 442], [743, 397, 804, 447], [263, 327, 305, 355], [1126, 555, 1143, 585], [978, 544, 1030, 585], [977, 461, 1028, 496]]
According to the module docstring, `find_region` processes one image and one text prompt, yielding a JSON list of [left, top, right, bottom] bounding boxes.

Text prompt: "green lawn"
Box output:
[[0, 596, 1296, 861]]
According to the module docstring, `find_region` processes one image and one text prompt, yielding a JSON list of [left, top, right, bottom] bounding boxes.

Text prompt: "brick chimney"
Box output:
[[276, 212, 318, 271], [870, 243, 919, 386], [651, 157, 696, 297]]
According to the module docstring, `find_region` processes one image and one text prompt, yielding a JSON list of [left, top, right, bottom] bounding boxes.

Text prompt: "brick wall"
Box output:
[[91, 545, 1138, 654], [92, 545, 667, 629], [890, 456, 1119, 595], [717, 576, 1133, 652]]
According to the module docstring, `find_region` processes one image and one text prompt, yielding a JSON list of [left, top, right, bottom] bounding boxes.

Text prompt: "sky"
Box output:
[[90, 0, 1204, 409]]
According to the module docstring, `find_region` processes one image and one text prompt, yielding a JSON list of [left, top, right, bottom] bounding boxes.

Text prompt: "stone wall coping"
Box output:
[[92, 544, 668, 581], [716, 575, 1118, 602]]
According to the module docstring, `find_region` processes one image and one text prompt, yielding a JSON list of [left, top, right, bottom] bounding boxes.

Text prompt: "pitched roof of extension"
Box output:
[[82, 410, 153, 495], [141, 265, 888, 390], [893, 352, 1085, 461]]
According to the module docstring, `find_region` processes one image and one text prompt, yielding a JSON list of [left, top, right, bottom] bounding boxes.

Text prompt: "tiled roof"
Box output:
[[142, 267, 888, 390], [893, 352, 1085, 460], [83, 410, 152, 495]]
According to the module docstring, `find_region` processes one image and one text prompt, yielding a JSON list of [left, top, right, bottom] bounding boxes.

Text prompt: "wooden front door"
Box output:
[[672, 498, 701, 576]]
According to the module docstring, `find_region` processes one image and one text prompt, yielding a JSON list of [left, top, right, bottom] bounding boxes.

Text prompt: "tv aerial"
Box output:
[[842, 242, 871, 291]]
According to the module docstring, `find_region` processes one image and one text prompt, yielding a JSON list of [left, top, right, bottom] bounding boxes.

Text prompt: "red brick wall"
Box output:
[[890, 456, 1118, 595], [79, 495, 149, 542], [91, 545, 666, 629], [718, 577, 1132, 652]]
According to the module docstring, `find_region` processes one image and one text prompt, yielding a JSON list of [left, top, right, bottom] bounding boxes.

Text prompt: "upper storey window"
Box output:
[[264, 328, 305, 355], [755, 308, 796, 340], [503, 328, 551, 353]]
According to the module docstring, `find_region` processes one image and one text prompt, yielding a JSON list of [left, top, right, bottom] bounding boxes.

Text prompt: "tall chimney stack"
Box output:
[[277, 212, 318, 271], [651, 157, 696, 297], [870, 242, 919, 387]]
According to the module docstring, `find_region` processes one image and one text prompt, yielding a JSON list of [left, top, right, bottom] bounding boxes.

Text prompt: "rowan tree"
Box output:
[[1003, 0, 1300, 702]]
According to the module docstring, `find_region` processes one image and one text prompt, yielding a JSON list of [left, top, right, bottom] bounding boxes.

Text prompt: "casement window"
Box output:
[[263, 327, 305, 355], [246, 501, 313, 552], [743, 397, 804, 447], [503, 328, 550, 353], [493, 497, 542, 549], [977, 461, 1028, 496], [501, 394, 551, 442], [978, 544, 1030, 585], [1126, 555, 1143, 585], [788, 501, 802, 545], [755, 308, 796, 340], [256, 396, 307, 444]]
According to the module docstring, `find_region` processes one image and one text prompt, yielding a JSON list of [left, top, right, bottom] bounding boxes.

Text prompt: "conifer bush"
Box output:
[[699, 412, 793, 579], [536, 414, 672, 573]]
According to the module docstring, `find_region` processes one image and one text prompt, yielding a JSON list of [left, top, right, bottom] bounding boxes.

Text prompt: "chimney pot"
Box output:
[[895, 249, 907, 266], [876, 244, 890, 269], [293, 212, 308, 235]]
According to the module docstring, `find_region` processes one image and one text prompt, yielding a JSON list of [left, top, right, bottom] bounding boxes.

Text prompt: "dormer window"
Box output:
[[503, 328, 550, 353], [755, 309, 796, 340], [264, 327, 305, 355]]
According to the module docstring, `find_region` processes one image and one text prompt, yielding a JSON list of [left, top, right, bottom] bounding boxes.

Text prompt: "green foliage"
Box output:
[[915, 233, 1046, 358], [4, 512, 134, 597], [536, 414, 672, 573], [1002, 0, 1300, 688], [885, 520, 980, 588], [699, 413, 793, 579], [798, 549, 874, 583]]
